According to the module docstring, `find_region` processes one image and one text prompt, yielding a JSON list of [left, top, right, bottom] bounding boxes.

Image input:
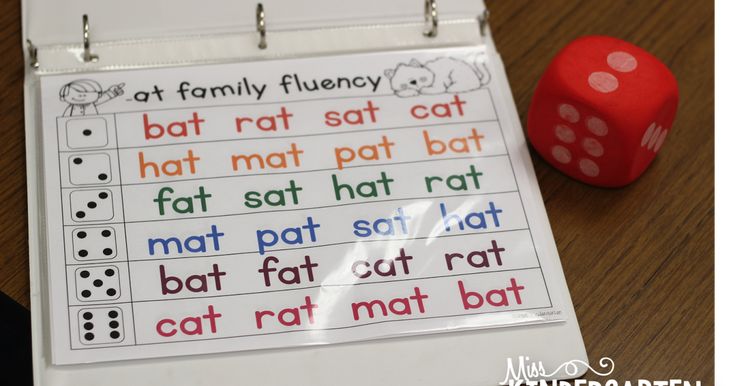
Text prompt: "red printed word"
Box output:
[[235, 106, 293, 132], [255, 296, 318, 329], [143, 112, 204, 140], [458, 278, 525, 310], [351, 287, 428, 321], [324, 100, 380, 127], [156, 304, 222, 337], [410, 95, 466, 120]]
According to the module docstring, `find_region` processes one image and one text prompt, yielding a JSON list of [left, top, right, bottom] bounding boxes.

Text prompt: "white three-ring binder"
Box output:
[[22, 1, 588, 385]]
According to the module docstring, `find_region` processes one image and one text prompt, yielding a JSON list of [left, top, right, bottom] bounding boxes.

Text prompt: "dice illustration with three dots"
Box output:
[[70, 189, 114, 222], [527, 35, 679, 187]]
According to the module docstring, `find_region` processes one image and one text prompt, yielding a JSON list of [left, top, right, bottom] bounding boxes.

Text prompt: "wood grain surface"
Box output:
[[0, 0, 713, 383]]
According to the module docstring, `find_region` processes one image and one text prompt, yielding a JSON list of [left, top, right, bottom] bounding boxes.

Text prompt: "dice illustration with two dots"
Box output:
[[68, 153, 113, 186], [527, 35, 679, 187], [77, 306, 125, 345]]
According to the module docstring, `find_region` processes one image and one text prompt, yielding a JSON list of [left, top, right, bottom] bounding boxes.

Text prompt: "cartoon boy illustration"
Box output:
[[59, 79, 125, 116]]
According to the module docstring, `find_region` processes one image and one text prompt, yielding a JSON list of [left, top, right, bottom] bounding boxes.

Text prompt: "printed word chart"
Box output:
[[40, 47, 566, 364]]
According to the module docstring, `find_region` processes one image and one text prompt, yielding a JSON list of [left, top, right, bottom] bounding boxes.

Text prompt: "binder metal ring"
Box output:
[[423, 0, 438, 37], [256, 3, 267, 49], [82, 14, 99, 63], [26, 39, 39, 69]]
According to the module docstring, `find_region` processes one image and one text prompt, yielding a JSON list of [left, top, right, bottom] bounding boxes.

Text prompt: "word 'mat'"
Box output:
[[351, 287, 428, 321], [148, 224, 224, 256], [231, 143, 304, 171]]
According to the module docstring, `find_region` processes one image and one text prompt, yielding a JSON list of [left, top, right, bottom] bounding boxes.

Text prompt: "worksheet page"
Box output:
[[39, 46, 567, 364]]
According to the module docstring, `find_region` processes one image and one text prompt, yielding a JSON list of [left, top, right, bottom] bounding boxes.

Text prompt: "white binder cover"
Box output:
[[22, 1, 588, 385]]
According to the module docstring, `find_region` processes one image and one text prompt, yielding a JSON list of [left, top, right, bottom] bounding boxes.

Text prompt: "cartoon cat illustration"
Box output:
[[384, 56, 491, 97]]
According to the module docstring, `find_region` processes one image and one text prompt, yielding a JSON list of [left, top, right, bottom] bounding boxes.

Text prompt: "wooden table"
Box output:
[[0, 0, 714, 383]]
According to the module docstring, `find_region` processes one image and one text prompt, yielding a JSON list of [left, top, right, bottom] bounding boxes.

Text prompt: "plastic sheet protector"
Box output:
[[38, 45, 567, 364]]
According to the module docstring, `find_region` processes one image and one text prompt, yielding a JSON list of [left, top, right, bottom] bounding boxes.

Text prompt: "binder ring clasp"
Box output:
[[82, 14, 99, 63], [256, 3, 267, 49], [423, 0, 438, 37], [26, 39, 39, 69]]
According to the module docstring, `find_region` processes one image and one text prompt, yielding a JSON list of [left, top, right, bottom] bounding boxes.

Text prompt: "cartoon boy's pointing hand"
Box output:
[[59, 79, 125, 117]]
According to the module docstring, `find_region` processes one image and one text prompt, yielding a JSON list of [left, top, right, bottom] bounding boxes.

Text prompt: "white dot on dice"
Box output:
[[551, 145, 572, 164], [648, 125, 663, 150], [579, 158, 600, 177], [607, 51, 638, 73], [586, 116, 608, 136], [558, 104, 580, 123], [555, 124, 576, 143], [641, 122, 657, 147], [588, 71, 619, 93], [582, 137, 604, 157]]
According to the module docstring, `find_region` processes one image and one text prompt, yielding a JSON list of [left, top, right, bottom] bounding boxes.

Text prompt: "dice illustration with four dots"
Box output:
[[71, 226, 117, 261], [527, 35, 679, 187]]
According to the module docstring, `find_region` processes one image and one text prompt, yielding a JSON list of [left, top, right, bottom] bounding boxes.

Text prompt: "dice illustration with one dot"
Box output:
[[527, 35, 679, 187], [66, 118, 109, 149]]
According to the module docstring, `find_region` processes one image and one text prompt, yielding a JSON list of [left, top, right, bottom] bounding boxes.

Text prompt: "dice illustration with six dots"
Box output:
[[527, 35, 679, 187]]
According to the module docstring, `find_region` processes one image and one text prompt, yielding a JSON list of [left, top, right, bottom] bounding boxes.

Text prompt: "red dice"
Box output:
[[527, 35, 679, 187]]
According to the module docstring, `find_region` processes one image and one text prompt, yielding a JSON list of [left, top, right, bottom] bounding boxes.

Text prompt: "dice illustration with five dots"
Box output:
[[527, 35, 679, 187]]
